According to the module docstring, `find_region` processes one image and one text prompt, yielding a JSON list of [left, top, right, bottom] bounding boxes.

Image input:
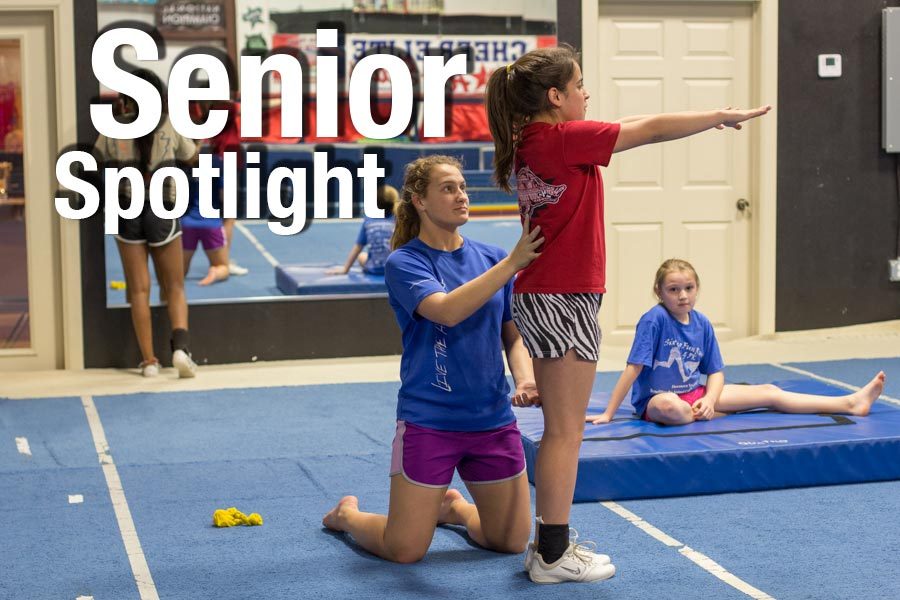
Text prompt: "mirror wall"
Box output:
[[96, 0, 557, 307]]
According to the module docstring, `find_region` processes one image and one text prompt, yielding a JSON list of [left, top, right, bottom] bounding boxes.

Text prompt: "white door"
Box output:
[[0, 11, 62, 370], [595, 3, 754, 344]]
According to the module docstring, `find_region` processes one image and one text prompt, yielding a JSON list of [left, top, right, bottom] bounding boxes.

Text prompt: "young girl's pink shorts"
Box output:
[[390, 420, 526, 488], [642, 385, 707, 420]]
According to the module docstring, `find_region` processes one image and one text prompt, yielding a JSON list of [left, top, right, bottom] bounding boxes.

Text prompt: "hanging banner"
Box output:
[[235, 0, 273, 56], [271, 32, 556, 97], [156, 0, 226, 33]]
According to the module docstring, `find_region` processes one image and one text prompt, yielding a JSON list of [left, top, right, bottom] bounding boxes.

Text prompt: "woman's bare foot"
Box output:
[[199, 265, 229, 286], [437, 489, 467, 526], [322, 495, 359, 531], [848, 372, 886, 416]]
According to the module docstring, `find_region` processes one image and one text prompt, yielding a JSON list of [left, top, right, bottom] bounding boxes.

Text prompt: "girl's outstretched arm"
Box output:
[[613, 105, 771, 153], [586, 363, 643, 424]]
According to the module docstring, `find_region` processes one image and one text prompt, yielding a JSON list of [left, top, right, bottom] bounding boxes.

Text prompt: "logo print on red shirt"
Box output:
[[516, 165, 567, 218]]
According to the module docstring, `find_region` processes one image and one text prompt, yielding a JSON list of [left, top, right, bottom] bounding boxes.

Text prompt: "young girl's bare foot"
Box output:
[[322, 495, 359, 531], [437, 489, 466, 525], [847, 372, 886, 416]]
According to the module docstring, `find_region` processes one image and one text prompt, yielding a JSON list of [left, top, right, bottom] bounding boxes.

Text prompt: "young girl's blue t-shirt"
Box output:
[[627, 304, 724, 417], [356, 215, 395, 275], [384, 237, 514, 432]]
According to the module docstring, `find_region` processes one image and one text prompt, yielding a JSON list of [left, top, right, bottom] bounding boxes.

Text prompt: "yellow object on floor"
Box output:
[[213, 507, 264, 527], [110, 280, 126, 290]]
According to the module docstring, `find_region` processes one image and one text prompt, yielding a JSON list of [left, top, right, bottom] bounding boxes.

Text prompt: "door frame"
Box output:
[[0, 0, 81, 369], [580, 0, 778, 337]]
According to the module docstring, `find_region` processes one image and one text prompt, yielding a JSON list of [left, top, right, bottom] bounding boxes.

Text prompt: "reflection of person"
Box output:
[[326, 185, 398, 275], [323, 155, 544, 564], [193, 98, 248, 276], [2, 115, 23, 151], [181, 180, 229, 286], [93, 69, 198, 378], [484, 44, 770, 583], [587, 259, 886, 425]]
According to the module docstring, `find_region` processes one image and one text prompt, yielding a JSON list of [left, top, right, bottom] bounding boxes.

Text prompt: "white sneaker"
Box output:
[[528, 536, 616, 584], [524, 542, 536, 571], [172, 349, 197, 378], [140, 360, 159, 377], [228, 261, 249, 276], [524, 531, 611, 571]]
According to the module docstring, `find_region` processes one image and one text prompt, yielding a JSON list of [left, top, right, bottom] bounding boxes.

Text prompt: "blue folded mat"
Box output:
[[276, 264, 387, 296], [515, 379, 900, 501]]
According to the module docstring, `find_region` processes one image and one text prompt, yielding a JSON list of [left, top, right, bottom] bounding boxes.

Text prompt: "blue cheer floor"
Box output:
[[2, 331, 899, 599]]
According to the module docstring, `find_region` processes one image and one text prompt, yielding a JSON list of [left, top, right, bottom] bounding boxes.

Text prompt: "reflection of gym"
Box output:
[[1, 1, 899, 598]]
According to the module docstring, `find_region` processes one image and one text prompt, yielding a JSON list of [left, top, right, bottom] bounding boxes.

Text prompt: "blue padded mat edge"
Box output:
[[515, 379, 900, 501], [275, 264, 387, 295]]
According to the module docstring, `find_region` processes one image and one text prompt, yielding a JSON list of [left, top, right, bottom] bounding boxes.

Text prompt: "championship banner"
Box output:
[[156, 0, 226, 33], [272, 33, 557, 97]]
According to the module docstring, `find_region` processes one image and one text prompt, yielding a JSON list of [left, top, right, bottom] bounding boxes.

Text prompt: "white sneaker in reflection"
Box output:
[[228, 261, 249, 276]]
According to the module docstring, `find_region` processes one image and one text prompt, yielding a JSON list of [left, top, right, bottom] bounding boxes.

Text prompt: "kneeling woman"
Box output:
[[323, 155, 543, 562]]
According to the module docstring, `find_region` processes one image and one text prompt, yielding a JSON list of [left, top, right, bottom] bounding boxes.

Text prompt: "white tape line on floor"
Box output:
[[15, 436, 31, 456], [81, 395, 159, 600], [601, 501, 776, 600]]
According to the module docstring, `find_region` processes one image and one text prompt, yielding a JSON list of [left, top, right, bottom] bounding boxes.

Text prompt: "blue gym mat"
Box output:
[[516, 379, 900, 501], [275, 264, 387, 295]]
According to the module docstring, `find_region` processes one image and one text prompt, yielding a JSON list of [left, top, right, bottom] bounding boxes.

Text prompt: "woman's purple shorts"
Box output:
[[390, 420, 526, 488], [182, 225, 225, 251]]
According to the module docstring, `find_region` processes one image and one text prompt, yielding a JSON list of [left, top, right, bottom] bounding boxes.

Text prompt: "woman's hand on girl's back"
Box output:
[[508, 215, 544, 271]]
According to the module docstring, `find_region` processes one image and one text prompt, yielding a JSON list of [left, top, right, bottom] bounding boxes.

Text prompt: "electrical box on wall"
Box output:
[[818, 54, 841, 77], [884, 8, 900, 152]]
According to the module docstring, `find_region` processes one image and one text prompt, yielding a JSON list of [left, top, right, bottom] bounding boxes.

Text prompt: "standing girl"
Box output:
[[322, 155, 586, 573], [485, 45, 770, 583], [587, 259, 885, 425], [94, 70, 198, 378]]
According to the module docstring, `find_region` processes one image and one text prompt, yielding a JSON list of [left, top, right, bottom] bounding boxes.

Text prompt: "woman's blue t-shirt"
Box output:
[[384, 236, 514, 432], [627, 304, 724, 417], [356, 215, 395, 275], [182, 155, 223, 229]]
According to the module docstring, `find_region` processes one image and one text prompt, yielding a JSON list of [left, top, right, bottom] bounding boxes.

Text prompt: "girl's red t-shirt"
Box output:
[[512, 120, 620, 294]]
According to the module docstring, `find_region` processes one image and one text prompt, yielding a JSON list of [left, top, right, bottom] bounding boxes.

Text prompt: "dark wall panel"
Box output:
[[556, 0, 582, 50], [777, 0, 900, 330], [88, 298, 402, 369]]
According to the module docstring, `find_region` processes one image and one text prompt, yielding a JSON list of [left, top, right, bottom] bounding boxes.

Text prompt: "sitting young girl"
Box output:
[[327, 185, 398, 276], [587, 258, 885, 425]]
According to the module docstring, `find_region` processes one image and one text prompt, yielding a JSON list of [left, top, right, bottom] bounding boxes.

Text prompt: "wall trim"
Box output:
[[755, 0, 778, 336], [0, 0, 82, 368]]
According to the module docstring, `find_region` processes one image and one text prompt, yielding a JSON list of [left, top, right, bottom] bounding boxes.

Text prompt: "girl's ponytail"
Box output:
[[485, 67, 517, 193], [391, 197, 420, 250], [484, 46, 580, 194]]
